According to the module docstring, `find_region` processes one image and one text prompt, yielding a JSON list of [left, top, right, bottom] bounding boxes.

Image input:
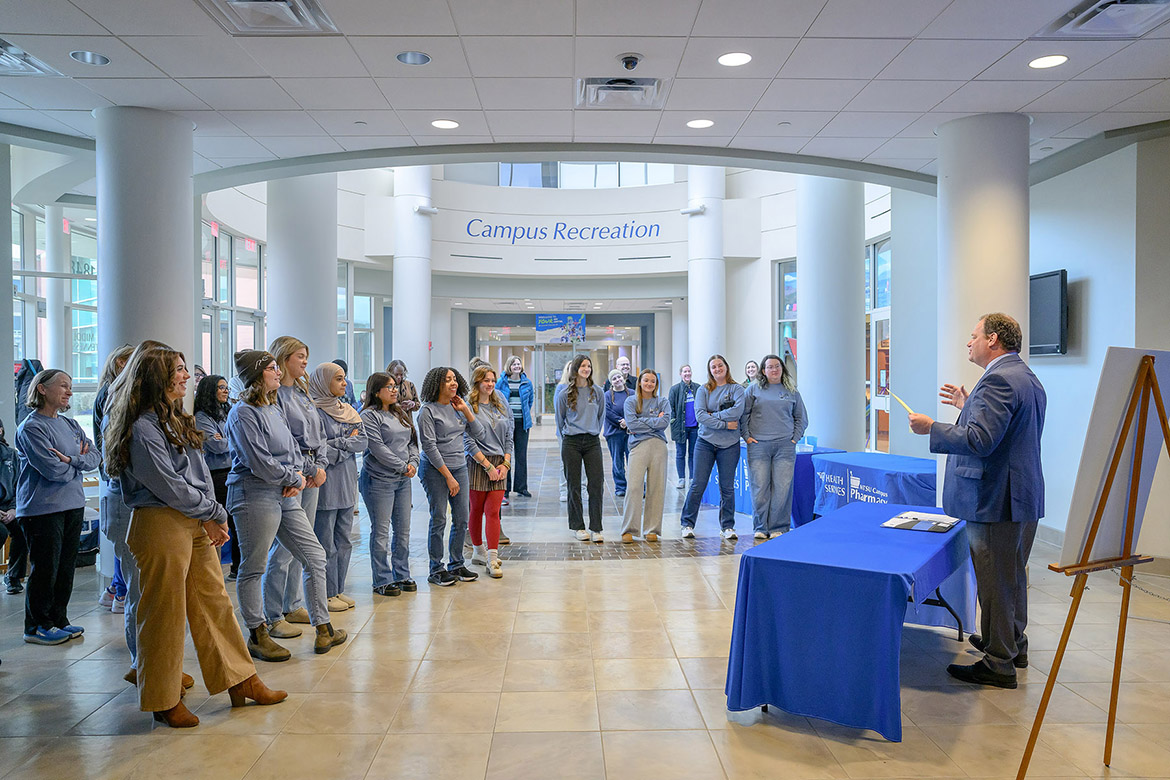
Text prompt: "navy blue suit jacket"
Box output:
[[929, 353, 1047, 524]]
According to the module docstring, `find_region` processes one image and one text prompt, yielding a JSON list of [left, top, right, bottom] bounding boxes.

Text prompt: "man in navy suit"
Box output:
[[909, 313, 1046, 689]]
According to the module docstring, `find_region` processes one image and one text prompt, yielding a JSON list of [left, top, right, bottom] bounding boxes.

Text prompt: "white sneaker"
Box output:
[[677, 479, 685, 489], [472, 544, 488, 566], [98, 588, 115, 608], [574, 529, 590, 541], [327, 596, 350, 612], [559, 492, 568, 503], [754, 531, 767, 540], [591, 531, 604, 543], [336, 592, 356, 607], [111, 596, 126, 614], [720, 528, 738, 541], [681, 526, 695, 539], [488, 555, 503, 579]]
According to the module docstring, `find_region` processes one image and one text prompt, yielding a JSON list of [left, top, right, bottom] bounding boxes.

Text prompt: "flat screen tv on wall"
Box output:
[[1029, 269, 1068, 355]]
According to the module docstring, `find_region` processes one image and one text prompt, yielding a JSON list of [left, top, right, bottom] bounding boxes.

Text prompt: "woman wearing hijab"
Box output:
[[306, 362, 366, 611]]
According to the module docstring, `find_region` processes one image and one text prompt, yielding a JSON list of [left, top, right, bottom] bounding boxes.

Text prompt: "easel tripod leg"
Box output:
[[1104, 565, 1134, 766]]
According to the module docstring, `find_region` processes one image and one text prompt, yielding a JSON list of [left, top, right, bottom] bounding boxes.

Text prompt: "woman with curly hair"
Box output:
[[104, 344, 286, 728], [554, 354, 606, 542], [417, 366, 485, 587], [465, 365, 513, 578]]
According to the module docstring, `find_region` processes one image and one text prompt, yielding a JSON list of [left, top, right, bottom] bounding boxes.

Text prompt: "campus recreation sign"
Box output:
[[465, 217, 663, 245], [536, 314, 585, 343]]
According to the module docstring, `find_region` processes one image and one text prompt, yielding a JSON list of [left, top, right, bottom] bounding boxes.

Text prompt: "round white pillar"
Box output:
[[796, 176, 866, 451], [392, 165, 434, 378], [429, 297, 452, 368], [266, 173, 338, 364], [96, 107, 195, 360], [686, 165, 725, 375], [671, 297, 689, 375], [43, 203, 70, 369], [936, 113, 1031, 401]]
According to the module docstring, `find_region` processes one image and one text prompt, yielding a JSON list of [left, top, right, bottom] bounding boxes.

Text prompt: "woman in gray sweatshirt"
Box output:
[[680, 355, 746, 540], [553, 355, 606, 542], [621, 369, 671, 542], [742, 354, 808, 539]]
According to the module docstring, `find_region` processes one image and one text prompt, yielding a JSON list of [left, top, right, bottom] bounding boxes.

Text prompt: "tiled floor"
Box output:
[[1, 425, 1168, 779]]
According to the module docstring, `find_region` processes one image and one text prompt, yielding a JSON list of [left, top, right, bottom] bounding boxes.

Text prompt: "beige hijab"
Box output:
[[307, 362, 362, 424]]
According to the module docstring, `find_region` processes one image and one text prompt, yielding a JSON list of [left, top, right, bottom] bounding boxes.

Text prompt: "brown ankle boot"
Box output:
[[313, 623, 347, 654], [152, 700, 199, 728], [248, 625, 291, 662], [124, 668, 195, 689], [228, 674, 288, 708]]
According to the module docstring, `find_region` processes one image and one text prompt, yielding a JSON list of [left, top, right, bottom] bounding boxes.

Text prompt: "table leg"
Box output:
[[918, 588, 964, 641]]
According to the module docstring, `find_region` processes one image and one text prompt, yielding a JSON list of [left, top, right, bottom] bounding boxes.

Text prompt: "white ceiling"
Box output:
[[448, 297, 673, 313], [1, 0, 1169, 175]]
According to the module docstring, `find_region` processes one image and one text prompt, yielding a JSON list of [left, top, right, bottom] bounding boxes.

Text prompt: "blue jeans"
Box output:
[[747, 439, 797, 535], [229, 482, 329, 630], [360, 470, 412, 587], [419, 458, 470, 576], [606, 430, 629, 493], [680, 438, 740, 530], [100, 493, 136, 663], [675, 426, 699, 480], [262, 486, 317, 623], [314, 506, 354, 598]]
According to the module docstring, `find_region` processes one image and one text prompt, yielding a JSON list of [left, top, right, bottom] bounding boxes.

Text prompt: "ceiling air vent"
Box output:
[[1036, 0, 1170, 38], [195, 0, 340, 35], [0, 38, 63, 76], [576, 77, 666, 110]]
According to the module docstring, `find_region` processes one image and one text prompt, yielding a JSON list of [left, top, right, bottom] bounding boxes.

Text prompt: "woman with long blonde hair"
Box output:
[[93, 344, 134, 616], [464, 365, 513, 578], [621, 369, 670, 543], [680, 354, 746, 540], [553, 354, 605, 542]]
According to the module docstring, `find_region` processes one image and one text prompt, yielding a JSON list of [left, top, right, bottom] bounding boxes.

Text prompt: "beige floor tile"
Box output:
[[667, 628, 734, 658], [190, 692, 306, 735], [659, 609, 734, 632], [0, 693, 116, 736], [313, 659, 418, 693], [486, 731, 606, 780], [1035, 722, 1170, 778], [520, 576, 587, 592], [975, 681, 1109, 725], [585, 589, 658, 611], [423, 632, 511, 661], [69, 686, 210, 736], [518, 590, 588, 612], [508, 631, 593, 660], [0, 662, 65, 697], [232, 657, 332, 693], [594, 658, 689, 690], [590, 630, 676, 659], [900, 685, 1017, 726], [369, 732, 492, 777], [513, 610, 591, 633], [25, 659, 137, 695], [653, 588, 728, 611], [1063, 681, 1170, 723], [389, 693, 500, 733], [359, 608, 447, 634], [586, 610, 664, 633], [602, 730, 727, 780], [502, 658, 596, 692], [243, 733, 381, 780], [813, 721, 966, 778], [338, 631, 432, 660], [410, 659, 507, 693], [921, 723, 1084, 777], [4, 734, 158, 779], [1119, 649, 1170, 682], [0, 737, 53, 777], [283, 692, 400, 734], [131, 734, 274, 779], [436, 609, 516, 633], [495, 690, 600, 732], [711, 723, 849, 779], [597, 689, 705, 730], [1027, 649, 1147, 683], [680, 656, 732, 689]]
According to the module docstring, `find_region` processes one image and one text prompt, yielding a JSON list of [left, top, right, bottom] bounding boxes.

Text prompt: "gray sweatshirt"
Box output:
[[276, 384, 328, 479], [623, 395, 670, 450], [742, 383, 808, 444], [120, 412, 228, 524], [465, 400, 514, 460], [316, 411, 367, 511], [360, 408, 419, 480], [15, 412, 102, 516], [418, 401, 487, 469], [225, 402, 303, 489], [695, 383, 747, 449], [554, 383, 604, 437], [195, 410, 231, 471]]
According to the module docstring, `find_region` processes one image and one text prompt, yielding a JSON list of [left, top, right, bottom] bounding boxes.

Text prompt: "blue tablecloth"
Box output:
[[725, 502, 976, 742], [700, 444, 845, 526], [812, 451, 936, 516]]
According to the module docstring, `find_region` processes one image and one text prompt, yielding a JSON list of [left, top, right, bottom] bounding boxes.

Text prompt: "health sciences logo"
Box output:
[[848, 470, 889, 504], [820, 470, 846, 497]]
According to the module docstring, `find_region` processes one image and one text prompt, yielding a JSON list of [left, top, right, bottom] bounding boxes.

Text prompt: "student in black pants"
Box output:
[[553, 355, 606, 543], [1, 420, 27, 594]]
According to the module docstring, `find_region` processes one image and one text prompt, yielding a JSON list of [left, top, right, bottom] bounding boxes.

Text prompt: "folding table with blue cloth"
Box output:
[[725, 502, 977, 741], [812, 451, 937, 516]]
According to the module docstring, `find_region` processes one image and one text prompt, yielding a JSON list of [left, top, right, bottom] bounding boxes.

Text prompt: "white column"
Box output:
[[265, 173, 338, 364], [671, 297, 689, 375], [429, 298, 451, 367], [450, 308, 470, 371], [392, 165, 434, 378], [796, 176, 866, 451], [0, 144, 14, 435], [43, 204, 70, 369], [686, 165, 725, 374], [96, 107, 195, 359], [653, 310, 672, 376], [936, 114, 1030, 406]]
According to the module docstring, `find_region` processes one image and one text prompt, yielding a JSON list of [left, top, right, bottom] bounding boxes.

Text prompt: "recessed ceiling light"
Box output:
[[431, 119, 459, 130], [70, 50, 110, 66], [717, 52, 752, 67], [353, 120, 367, 126], [397, 50, 431, 66], [1028, 54, 1068, 69], [777, 121, 792, 127], [453, 301, 463, 306], [687, 119, 715, 129], [1039, 146, 1054, 152], [84, 217, 96, 222]]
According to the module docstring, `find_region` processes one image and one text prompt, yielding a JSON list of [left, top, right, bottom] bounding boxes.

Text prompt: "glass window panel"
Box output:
[[201, 222, 215, 300], [219, 233, 232, 304], [234, 236, 260, 309], [353, 330, 372, 390], [781, 261, 797, 319], [337, 329, 347, 362], [236, 319, 255, 351], [217, 310, 231, 375], [70, 232, 97, 306], [595, 162, 618, 188], [646, 163, 674, 185], [558, 162, 596, 189], [353, 294, 371, 329], [71, 308, 98, 382], [875, 238, 891, 309], [499, 162, 546, 188], [34, 217, 46, 297], [864, 245, 873, 314], [618, 162, 647, 187], [337, 263, 348, 321], [201, 313, 212, 371]]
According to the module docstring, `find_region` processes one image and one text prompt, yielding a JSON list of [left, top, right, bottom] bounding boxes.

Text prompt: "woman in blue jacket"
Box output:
[[496, 356, 534, 498]]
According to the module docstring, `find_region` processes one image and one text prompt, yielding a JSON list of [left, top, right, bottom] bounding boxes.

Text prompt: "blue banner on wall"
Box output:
[[536, 313, 585, 343]]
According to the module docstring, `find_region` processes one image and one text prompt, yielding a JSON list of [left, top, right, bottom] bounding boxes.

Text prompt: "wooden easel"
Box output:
[[1016, 354, 1168, 779]]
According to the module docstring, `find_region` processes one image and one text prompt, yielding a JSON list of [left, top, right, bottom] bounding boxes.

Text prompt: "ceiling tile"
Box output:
[[484, 110, 573, 136], [218, 110, 326, 136], [576, 0, 702, 36], [397, 109, 490, 135], [0, 93, 26, 109], [176, 111, 246, 136], [463, 37, 574, 77], [309, 110, 409, 136], [326, 0, 457, 35], [869, 137, 937, 158], [192, 155, 221, 174], [1111, 81, 1170, 112], [375, 77, 480, 110], [335, 136, 416, 151], [207, 156, 277, 167], [1022, 80, 1160, 112], [0, 0, 109, 34], [1077, 40, 1170, 80], [1030, 138, 1081, 156], [779, 38, 910, 80], [933, 80, 1057, 112], [574, 37, 687, 79], [806, 0, 945, 38], [737, 110, 835, 136], [657, 110, 750, 136], [572, 136, 654, 143], [800, 136, 885, 159], [691, 0, 826, 38], [756, 79, 867, 111], [178, 78, 299, 111], [277, 77, 390, 111], [573, 110, 663, 137], [864, 157, 935, 172], [896, 112, 975, 137], [3, 34, 164, 78], [977, 40, 1131, 81], [877, 39, 1016, 81], [414, 135, 494, 146], [123, 35, 267, 79], [448, 0, 574, 35], [918, 0, 1074, 39], [653, 136, 733, 147], [1025, 112, 1096, 140], [193, 136, 273, 158], [0, 108, 81, 136], [1057, 111, 1170, 139], [844, 80, 963, 112], [918, 160, 938, 175], [676, 37, 796, 79], [665, 79, 771, 111], [236, 38, 368, 78], [0, 77, 110, 110], [474, 78, 573, 110], [349, 37, 472, 78], [491, 135, 574, 143], [255, 136, 345, 157], [819, 111, 920, 137], [78, 78, 209, 110]]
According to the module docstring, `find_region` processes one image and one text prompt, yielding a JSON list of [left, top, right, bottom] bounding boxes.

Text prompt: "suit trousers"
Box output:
[[126, 506, 255, 712], [967, 519, 1038, 676]]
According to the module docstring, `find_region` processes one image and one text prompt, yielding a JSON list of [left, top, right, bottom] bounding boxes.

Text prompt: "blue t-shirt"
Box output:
[[684, 387, 697, 428]]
